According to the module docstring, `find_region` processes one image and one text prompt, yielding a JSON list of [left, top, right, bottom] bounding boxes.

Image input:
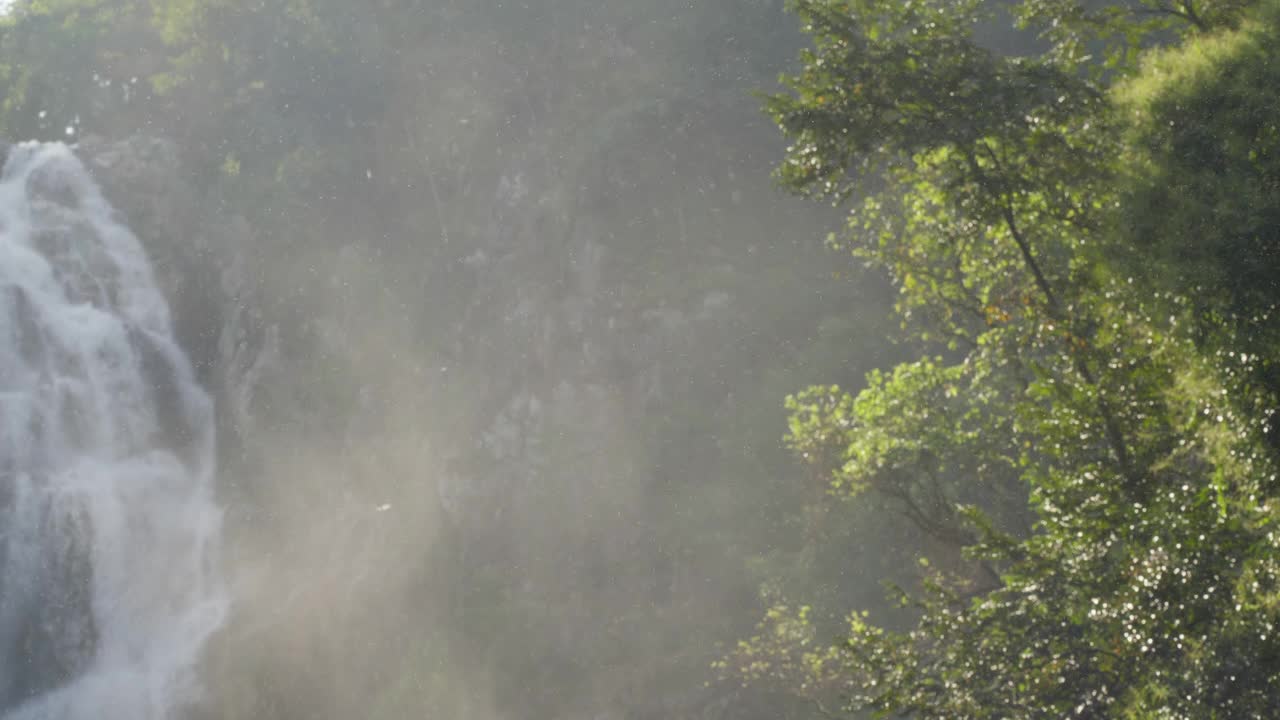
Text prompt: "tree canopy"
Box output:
[[721, 0, 1280, 716]]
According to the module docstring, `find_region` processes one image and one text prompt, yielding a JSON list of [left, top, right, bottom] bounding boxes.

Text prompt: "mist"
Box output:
[[9, 0, 1269, 718], [0, 2, 909, 718]]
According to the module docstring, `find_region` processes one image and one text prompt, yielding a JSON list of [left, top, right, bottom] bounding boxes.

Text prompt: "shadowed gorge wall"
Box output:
[[0, 2, 904, 718]]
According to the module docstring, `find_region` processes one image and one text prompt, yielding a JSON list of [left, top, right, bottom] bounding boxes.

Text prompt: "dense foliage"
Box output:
[[720, 0, 1280, 716]]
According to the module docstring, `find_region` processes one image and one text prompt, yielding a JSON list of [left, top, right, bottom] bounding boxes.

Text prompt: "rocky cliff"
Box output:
[[73, 128, 889, 720]]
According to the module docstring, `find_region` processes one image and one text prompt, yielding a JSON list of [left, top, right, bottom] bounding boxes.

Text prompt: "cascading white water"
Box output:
[[0, 142, 226, 719]]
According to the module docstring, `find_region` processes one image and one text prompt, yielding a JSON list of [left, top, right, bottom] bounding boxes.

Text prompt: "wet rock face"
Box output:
[[77, 136, 191, 260], [76, 135, 276, 468], [73, 134, 731, 513], [63, 133, 760, 720], [0, 498, 97, 709]]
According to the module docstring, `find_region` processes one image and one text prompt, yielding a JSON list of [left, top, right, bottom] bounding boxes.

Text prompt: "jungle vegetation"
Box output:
[[1, 0, 1277, 717]]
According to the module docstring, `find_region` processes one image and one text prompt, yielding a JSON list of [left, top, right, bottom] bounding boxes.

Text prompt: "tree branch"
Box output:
[[1135, 0, 1209, 31], [965, 144, 1142, 487]]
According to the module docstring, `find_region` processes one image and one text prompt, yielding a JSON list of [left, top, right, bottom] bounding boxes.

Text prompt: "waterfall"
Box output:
[[0, 142, 226, 719]]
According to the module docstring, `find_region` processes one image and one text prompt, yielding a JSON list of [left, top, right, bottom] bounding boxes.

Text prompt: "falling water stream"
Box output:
[[0, 142, 226, 719]]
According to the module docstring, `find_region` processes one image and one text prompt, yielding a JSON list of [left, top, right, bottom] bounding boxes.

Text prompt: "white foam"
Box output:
[[0, 142, 226, 720]]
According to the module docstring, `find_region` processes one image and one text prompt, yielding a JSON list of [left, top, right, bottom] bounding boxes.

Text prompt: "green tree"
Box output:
[[0, 0, 161, 140], [1116, 2, 1280, 455], [723, 0, 1280, 716]]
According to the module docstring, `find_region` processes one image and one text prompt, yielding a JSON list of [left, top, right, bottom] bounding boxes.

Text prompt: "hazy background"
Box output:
[[0, 2, 922, 718]]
